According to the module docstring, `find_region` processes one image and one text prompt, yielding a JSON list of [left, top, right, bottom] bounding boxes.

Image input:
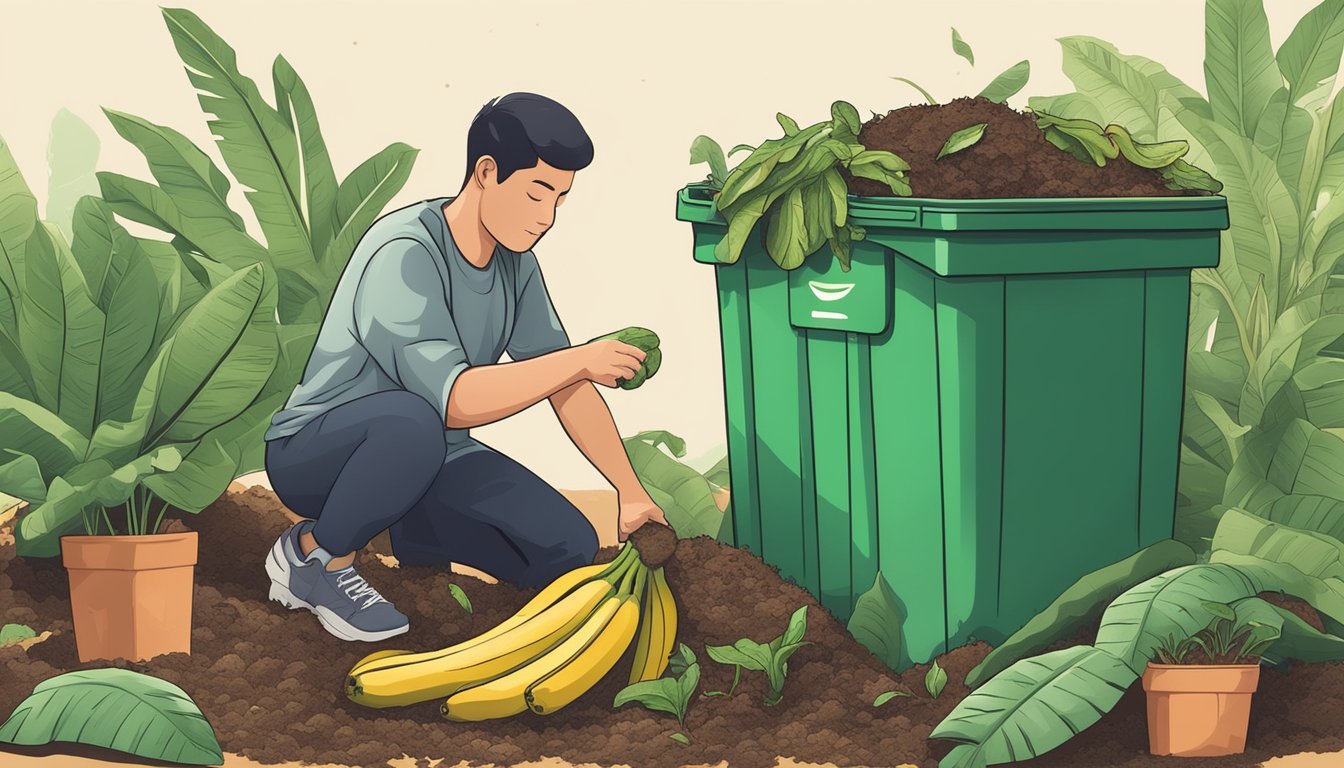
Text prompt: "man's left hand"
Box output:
[[617, 492, 669, 542]]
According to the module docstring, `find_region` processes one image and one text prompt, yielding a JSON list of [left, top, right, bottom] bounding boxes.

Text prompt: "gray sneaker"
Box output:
[[265, 520, 409, 642]]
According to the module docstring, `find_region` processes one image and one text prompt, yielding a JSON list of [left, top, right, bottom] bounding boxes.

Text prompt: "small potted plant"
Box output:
[[1142, 600, 1280, 757], [60, 477, 198, 663]]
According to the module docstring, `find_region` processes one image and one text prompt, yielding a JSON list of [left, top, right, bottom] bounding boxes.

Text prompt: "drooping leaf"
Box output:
[[966, 539, 1196, 689], [1212, 506, 1344, 628], [977, 61, 1030, 104], [1106, 124, 1189, 168], [932, 646, 1136, 767], [624, 433, 723, 539], [44, 109, 100, 243], [1265, 603, 1344, 663], [951, 28, 975, 65], [0, 668, 223, 766], [1204, 0, 1284, 139], [847, 572, 905, 670], [1260, 493, 1344, 541], [1095, 563, 1263, 673], [1225, 419, 1344, 511], [613, 677, 686, 722], [0, 393, 88, 485], [0, 451, 48, 504], [937, 123, 987, 160]]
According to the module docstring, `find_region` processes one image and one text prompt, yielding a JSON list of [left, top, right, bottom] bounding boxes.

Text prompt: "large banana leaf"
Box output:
[[70, 197, 163, 428], [1259, 493, 1344, 540], [0, 452, 47, 505], [966, 539, 1195, 689], [1225, 418, 1344, 511], [87, 264, 274, 469], [0, 668, 223, 766], [146, 388, 288, 511], [1094, 563, 1263, 673], [18, 223, 104, 437], [0, 133, 38, 310], [933, 646, 1136, 768], [162, 8, 313, 285], [44, 109, 100, 244], [0, 394, 88, 483], [1212, 506, 1344, 629], [1205, 0, 1283, 140]]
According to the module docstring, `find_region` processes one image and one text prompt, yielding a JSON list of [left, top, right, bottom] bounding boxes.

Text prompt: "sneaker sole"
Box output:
[[267, 580, 409, 642], [266, 531, 408, 643]]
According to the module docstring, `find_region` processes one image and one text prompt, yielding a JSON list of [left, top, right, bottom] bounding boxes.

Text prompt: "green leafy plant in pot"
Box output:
[[1143, 600, 1279, 757]]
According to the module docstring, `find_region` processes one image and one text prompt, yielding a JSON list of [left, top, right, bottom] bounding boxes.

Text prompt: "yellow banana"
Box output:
[[347, 578, 614, 708], [651, 566, 678, 679], [441, 595, 624, 721], [349, 553, 627, 678], [629, 566, 677, 682], [623, 570, 655, 685], [527, 568, 646, 715]]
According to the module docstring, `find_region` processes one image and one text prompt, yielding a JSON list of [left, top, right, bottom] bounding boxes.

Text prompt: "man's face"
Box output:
[[478, 157, 574, 252]]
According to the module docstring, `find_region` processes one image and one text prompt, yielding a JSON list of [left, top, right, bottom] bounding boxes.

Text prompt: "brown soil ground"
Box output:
[[847, 95, 1200, 199], [2, 487, 1342, 768]]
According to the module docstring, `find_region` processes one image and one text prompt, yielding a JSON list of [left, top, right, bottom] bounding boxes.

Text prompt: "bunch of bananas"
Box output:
[[345, 542, 677, 721]]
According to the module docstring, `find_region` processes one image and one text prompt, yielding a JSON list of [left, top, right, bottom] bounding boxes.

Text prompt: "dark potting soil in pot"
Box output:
[[847, 96, 1202, 199], [2, 488, 1341, 768]]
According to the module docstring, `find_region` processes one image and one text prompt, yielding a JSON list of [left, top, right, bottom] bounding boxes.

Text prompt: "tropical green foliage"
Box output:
[[705, 605, 809, 706], [1153, 599, 1280, 663], [1027, 0, 1344, 553], [44, 109, 100, 243], [1, 7, 416, 555], [0, 668, 223, 766], [97, 7, 417, 478]]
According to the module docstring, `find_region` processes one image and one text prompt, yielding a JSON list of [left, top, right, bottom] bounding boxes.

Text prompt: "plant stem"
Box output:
[[890, 76, 938, 105], [728, 664, 741, 697], [100, 506, 116, 537], [150, 496, 169, 536]]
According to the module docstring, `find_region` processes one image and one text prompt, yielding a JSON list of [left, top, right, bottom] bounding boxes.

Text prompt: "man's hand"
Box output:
[[617, 491, 669, 542], [574, 338, 647, 389]]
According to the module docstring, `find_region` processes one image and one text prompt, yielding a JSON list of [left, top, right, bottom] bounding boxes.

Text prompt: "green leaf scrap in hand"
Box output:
[[951, 28, 975, 65], [449, 583, 472, 614], [926, 659, 948, 698], [937, 123, 987, 160], [873, 690, 914, 707]]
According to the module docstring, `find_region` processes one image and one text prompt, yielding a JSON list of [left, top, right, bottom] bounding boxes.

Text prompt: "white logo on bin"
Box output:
[[809, 281, 853, 320]]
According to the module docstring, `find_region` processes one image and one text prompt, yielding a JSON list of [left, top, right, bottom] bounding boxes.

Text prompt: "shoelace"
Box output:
[[335, 568, 388, 609]]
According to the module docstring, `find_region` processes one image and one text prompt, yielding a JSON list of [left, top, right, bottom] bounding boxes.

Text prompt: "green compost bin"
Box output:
[[677, 184, 1229, 668]]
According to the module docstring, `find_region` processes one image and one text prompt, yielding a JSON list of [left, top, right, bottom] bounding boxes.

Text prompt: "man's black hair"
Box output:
[[462, 93, 594, 189]]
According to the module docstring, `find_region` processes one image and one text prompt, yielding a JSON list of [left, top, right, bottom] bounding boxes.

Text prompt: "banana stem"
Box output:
[[616, 556, 640, 597], [631, 562, 649, 605], [597, 545, 635, 582]]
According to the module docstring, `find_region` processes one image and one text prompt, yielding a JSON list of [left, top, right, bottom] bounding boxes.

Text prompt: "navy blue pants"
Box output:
[[264, 390, 599, 588]]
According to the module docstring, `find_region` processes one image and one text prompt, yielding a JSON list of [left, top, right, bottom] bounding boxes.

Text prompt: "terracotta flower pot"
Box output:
[[60, 532, 198, 662], [1142, 662, 1260, 757]]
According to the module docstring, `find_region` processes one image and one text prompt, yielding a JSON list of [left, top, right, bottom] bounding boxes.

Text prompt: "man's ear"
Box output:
[[473, 155, 497, 188]]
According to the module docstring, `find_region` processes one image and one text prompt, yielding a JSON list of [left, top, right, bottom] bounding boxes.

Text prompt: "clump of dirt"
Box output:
[[628, 520, 677, 569], [848, 95, 1201, 199], [2, 488, 1343, 768]]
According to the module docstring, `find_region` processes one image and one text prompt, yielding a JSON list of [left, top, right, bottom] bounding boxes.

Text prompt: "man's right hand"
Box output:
[[574, 338, 647, 388]]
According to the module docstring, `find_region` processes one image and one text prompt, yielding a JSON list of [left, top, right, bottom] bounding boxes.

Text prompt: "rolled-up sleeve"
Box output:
[[353, 239, 469, 424], [507, 251, 571, 361]]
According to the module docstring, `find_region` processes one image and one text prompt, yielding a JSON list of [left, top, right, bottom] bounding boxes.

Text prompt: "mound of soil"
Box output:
[[2, 488, 1342, 768], [848, 96, 1201, 199]]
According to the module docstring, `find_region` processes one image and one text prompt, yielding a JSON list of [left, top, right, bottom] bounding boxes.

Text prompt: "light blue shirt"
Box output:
[[263, 196, 571, 458]]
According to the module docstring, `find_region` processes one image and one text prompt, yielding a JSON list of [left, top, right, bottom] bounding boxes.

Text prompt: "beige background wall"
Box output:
[[0, 0, 1326, 490]]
